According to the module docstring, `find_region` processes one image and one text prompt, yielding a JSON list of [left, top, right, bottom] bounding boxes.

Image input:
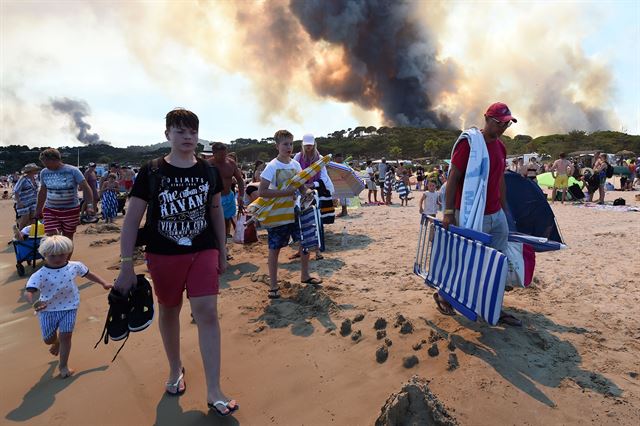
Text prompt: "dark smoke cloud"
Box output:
[[290, 0, 455, 128], [49, 97, 109, 145]]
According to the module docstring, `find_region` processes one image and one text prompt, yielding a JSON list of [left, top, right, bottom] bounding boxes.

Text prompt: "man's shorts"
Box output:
[[39, 309, 77, 340], [43, 206, 81, 235], [221, 192, 237, 220], [146, 249, 220, 307], [554, 175, 569, 189], [267, 221, 300, 250]]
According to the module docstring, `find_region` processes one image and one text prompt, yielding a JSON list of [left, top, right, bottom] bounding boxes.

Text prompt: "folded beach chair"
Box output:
[[414, 214, 507, 325], [297, 205, 324, 253]]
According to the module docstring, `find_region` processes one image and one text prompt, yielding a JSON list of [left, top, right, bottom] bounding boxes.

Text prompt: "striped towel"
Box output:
[[248, 155, 331, 228], [425, 221, 507, 325]]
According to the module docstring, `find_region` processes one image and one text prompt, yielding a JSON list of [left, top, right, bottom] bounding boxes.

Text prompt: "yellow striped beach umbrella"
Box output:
[[248, 154, 332, 227]]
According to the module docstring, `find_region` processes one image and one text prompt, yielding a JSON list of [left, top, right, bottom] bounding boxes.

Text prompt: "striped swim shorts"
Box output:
[[43, 206, 81, 235], [38, 309, 78, 340]]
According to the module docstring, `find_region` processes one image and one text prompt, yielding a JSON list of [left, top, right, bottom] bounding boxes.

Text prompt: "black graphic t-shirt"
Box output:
[[130, 158, 223, 255]]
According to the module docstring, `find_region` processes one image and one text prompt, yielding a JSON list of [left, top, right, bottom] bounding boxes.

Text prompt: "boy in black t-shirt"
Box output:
[[113, 109, 238, 416]]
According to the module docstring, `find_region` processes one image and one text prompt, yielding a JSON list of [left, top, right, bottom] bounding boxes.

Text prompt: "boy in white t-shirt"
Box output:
[[258, 130, 323, 299], [25, 235, 111, 378], [419, 180, 439, 217]]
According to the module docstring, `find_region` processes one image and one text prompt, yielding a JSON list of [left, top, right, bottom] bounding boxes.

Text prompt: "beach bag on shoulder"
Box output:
[[233, 214, 258, 244]]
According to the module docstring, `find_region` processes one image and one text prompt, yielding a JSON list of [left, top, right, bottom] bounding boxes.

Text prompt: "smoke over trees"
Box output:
[[49, 97, 109, 145]]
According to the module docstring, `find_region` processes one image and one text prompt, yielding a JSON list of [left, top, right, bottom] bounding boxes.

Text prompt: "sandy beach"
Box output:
[[1, 184, 639, 425]]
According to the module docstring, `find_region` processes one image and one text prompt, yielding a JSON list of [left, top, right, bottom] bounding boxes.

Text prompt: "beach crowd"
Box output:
[[5, 105, 639, 418]]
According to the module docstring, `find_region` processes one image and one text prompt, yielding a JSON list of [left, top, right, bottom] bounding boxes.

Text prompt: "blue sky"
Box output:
[[1, 1, 638, 149]]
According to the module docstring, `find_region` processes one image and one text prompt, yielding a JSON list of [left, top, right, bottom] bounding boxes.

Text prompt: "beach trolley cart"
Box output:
[[414, 214, 508, 325], [12, 224, 44, 276]]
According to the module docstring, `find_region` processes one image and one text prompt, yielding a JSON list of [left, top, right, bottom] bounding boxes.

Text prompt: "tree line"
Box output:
[[1, 127, 638, 174]]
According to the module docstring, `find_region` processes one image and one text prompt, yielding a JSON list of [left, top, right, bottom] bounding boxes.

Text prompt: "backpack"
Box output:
[[605, 162, 614, 178], [135, 156, 218, 247], [613, 198, 625, 206]]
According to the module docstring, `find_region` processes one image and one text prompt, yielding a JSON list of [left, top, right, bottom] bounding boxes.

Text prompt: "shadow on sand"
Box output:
[[424, 308, 622, 407], [6, 361, 108, 422], [154, 394, 239, 426], [219, 261, 259, 289]]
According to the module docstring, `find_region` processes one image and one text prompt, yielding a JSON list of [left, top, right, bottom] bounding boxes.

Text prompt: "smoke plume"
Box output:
[[113, 1, 620, 134], [49, 97, 109, 145], [290, 0, 456, 128]]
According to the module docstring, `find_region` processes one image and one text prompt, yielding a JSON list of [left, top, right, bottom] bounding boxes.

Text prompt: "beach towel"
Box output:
[[452, 127, 489, 232], [396, 181, 411, 199], [248, 155, 331, 228], [101, 190, 118, 220], [414, 215, 507, 325]]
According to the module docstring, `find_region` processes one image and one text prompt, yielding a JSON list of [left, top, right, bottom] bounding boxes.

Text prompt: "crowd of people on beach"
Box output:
[[5, 105, 639, 418]]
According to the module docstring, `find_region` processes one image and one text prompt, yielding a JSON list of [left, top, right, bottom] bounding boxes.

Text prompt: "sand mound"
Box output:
[[83, 223, 121, 234], [89, 237, 119, 247], [375, 375, 457, 426], [257, 283, 339, 335]]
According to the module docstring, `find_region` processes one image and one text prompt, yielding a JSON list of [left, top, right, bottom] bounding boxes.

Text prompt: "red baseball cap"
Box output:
[[485, 102, 517, 123]]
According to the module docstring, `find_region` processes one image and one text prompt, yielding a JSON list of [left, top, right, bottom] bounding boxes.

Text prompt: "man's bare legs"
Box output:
[[190, 295, 236, 412], [158, 302, 184, 387]]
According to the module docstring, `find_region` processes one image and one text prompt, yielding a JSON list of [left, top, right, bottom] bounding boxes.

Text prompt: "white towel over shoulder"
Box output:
[[451, 127, 489, 232]]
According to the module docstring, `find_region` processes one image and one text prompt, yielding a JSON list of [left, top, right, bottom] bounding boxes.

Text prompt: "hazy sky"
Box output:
[[1, 0, 638, 148]]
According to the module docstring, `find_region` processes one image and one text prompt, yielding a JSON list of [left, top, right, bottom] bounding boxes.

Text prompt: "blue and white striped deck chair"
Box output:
[[414, 214, 508, 325], [298, 205, 322, 253]]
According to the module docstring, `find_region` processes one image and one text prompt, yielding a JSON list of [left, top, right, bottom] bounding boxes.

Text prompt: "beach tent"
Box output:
[[505, 171, 564, 244]]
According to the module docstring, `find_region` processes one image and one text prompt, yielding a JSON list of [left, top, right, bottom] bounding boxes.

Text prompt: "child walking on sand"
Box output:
[[419, 180, 439, 217], [100, 173, 119, 223], [24, 235, 112, 378]]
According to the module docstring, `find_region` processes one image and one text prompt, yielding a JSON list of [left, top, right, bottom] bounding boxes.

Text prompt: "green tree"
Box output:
[[389, 145, 402, 160]]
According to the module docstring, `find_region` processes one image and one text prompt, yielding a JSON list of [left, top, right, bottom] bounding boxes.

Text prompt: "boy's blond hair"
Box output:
[[274, 130, 293, 144], [39, 235, 74, 257]]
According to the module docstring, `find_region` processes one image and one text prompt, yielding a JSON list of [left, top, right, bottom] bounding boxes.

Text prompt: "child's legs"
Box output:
[[58, 332, 72, 370], [158, 302, 183, 380], [300, 250, 310, 280], [373, 190, 378, 202], [267, 224, 296, 289], [268, 249, 280, 289], [190, 295, 225, 400]]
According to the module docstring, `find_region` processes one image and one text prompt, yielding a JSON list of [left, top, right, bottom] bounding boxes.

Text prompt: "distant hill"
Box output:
[[1, 128, 637, 173]]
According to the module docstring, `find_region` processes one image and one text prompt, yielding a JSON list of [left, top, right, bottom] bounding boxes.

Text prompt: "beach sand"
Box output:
[[0, 184, 638, 425]]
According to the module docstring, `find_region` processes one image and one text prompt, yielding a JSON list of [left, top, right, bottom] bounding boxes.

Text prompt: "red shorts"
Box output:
[[43, 206, 81, 235], [146, 249, 220, 306], [123, 180, 133, 191]]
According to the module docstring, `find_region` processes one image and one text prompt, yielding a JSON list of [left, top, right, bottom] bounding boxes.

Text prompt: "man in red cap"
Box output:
[[436, 102, 521, 326]]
